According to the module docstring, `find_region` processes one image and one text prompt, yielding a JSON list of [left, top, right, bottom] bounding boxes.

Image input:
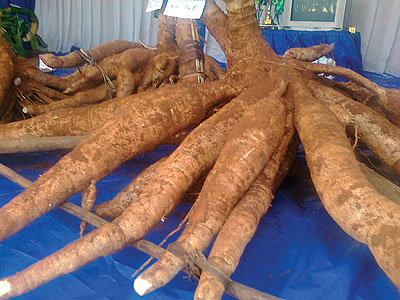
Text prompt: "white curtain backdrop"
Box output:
[[35, 0, 159, 52], [35, 0, 399, 77], [347, 0, 400, 76]]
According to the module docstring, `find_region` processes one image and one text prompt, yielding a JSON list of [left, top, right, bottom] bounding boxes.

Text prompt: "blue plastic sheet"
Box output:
[[362, 72, 400, 90]]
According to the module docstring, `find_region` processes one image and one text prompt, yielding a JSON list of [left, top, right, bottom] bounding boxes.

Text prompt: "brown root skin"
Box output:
[[0, 34, 17, 123], [225, 0, 279, 69], [21, 66, 77, 91], [95, 157, 167, 219], [302, 62, 388, 109], [1, 75, 193, 139], [385, 88, 400, 123], [116, 68, 136, 98], [195, 172, 275, 300], [282, 43, 334, 62], [156, 14, 178, 53], [23, 83, 109, 115], [0, 80, 229, 243], [137, 53, 177, 92], [1, 0, 399, 297], [135, 87, 287, 295], [0, 96, 119, 138], [204, 54, 226, 81], [0, 75, 285, 298], [162, 131, 189, 145], [19, 79, 68, 100], [0, 80, 241, 299], [194, 106, 295, 300], [64, 48, 154, 94], [96, 82, 278, 222], [293, 82, 400, 289], [317, 78, 400, 127], [309, 81, 400, 176], [95, 79, 279, 220], [333, 80, 376, 102], [200, 0, 228, 54], [39, 40, 141, 69], [80, 180, 97, 235]]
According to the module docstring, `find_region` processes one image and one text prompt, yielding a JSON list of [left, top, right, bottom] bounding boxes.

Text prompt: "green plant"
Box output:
[[0, 6, 46, 57]]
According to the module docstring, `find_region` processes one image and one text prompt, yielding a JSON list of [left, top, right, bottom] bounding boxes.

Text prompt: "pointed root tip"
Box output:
[[134, 277, 153, 296], [0, 281, 11, 298]]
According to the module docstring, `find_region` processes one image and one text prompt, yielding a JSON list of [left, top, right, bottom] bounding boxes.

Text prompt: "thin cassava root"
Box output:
[[0, 33, 16, 123], [39, 40, 141, 69]]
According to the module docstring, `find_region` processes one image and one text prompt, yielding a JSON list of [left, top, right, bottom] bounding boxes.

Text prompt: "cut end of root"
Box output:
[[14, 77, 21, 86], [22, 107, 28, 114], [134, 278, 153, 296], [0, 281, 11, 297]]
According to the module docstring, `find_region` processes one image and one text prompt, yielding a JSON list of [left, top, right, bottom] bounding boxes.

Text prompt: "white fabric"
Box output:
[[348, 0, 400, 76], [35, 0, 159, 52], [34, 0, 399, 76]]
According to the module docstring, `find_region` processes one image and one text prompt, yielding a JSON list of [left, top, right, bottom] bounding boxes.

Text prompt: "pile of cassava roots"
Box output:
[[0, 0, 399, 299]]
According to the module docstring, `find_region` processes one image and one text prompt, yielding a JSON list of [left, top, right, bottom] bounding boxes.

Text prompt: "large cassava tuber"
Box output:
[[293, 82, 400, 288], [0, 34, 17, 123]]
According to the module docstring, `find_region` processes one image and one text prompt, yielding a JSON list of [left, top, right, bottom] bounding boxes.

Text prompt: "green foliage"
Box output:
[[0, 6, 47, 57], [256, 0, 285, 16], [274, 0, 285, 16]]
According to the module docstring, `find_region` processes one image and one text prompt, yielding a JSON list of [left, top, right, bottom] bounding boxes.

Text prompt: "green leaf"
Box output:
[[1, 6, 46, 56]]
